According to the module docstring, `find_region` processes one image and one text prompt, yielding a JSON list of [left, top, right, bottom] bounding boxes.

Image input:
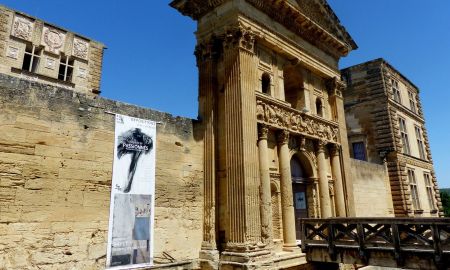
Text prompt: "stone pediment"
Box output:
[[170, 0, 357, 57]]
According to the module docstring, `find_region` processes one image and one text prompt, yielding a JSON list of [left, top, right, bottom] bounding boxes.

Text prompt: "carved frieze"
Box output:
[[45, 57, 56, 70], [41, 26, 66, 55], [78, 67, 88, 79], [256, 94, 339, 143], [11, 15, 34, 41], [72, 37, 89, 60]]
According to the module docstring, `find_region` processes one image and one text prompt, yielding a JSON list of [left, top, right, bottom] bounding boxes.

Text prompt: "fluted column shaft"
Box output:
[[258, 125, 273, 245], [222, 28, 261, 248], [331, 145, 346, 217], [317, 141, 332, 218], [278, 131, 298, 248], [196, 40, 218, 250]]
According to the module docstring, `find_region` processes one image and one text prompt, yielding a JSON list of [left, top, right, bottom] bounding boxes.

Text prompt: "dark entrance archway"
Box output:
[[290, 155, 309, 240]]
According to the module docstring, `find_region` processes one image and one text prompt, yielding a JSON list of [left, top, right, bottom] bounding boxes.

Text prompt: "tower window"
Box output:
[[352, 142, 367, 161], [398, 117, 411, 155], [407, 169, 420, 211], [261, 73, 271, 94], [392, 80, 402, 104], [58, 55, 74, 82], [316, 98, 323, 117], [22, 45, 42, 73], [424, 173, 435, 210]]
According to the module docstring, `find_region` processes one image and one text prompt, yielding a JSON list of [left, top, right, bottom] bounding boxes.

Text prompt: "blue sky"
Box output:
[[2, 1, 449, 188]]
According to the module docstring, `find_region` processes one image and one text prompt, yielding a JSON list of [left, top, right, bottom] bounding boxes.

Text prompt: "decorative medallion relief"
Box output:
[[41, 26, 66, 55], [11, 15, 34, 41], [256, 94, 339, 143], [6, 46, 19, 59], [72, 37, 89, 60]]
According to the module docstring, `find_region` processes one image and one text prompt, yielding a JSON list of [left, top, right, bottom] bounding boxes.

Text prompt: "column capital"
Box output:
[[277, 130, 290, 145], [326, 76, 346, 97], [223, 24, 256, 53], [195, 36, 221, 65], [258, 125, 269, 141], [316, 139, 327, 153], [330, 144, 341, 157]]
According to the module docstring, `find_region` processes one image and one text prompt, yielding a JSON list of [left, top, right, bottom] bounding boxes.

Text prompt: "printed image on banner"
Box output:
[[106, 114, 156, 269]]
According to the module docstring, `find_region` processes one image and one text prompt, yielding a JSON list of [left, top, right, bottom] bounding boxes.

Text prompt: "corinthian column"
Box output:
[[221, 26, 262, 249], [258, 125, 273, 245], [317, 140, 332, 218], [277, 130, 298, 249], [330, 144, 346, 217], [196, 37, 219, 266]]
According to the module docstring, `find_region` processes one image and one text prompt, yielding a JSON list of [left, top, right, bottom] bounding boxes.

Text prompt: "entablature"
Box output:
[[171, 0, 357, 59]]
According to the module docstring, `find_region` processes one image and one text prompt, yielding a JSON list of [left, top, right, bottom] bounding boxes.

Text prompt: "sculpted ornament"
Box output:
[[42, 26, 66, 54], [256, 98, 339, 143], [73, 37, 89, 60], [223, 25, 256, 53], [11, 15, 34, 41]]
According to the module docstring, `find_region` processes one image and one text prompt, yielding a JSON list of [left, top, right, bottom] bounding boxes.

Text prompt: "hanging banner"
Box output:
[[106, 114, 156, 269]]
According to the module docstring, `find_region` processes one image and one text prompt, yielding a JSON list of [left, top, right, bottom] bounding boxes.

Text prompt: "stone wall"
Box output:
[[0, 74, 204, 270], [351, 159, 394, 217]]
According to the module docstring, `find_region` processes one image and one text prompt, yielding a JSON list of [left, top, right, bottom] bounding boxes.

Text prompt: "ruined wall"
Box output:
[[0, 74, 204, 270], [351, 159, 394, 217]]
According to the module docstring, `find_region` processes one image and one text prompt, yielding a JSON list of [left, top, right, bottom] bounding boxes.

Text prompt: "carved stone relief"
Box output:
[[256, 96, 339, 143], [41, 26, 66, 55], [78, 67, 88, 79], [11, 15, 34, 41], [45, 57, 56, 70], [72, 37, 89, 60], [6, 46, 19, 59]]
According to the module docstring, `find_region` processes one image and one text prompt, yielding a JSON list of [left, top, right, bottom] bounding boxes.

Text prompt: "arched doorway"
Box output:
[[291, 155, 308, 239]]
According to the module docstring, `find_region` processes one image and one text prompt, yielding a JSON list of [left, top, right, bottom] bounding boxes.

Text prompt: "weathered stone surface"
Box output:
[[0, 74, 204, 269]]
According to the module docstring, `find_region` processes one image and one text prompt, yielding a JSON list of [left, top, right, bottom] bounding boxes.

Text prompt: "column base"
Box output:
[[200, 244, 220, 270], [219, 249, 273, 270]]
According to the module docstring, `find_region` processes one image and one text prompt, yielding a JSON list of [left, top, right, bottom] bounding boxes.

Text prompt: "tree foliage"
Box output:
[[441, 191, 450, 217]]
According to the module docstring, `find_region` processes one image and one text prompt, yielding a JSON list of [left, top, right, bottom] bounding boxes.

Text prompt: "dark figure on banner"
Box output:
[[117, 128, 153, 193]]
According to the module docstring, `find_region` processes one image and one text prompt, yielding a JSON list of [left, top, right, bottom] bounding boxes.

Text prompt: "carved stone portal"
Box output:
[[42, 26, 66, 55], [11, 15, 34, 41]]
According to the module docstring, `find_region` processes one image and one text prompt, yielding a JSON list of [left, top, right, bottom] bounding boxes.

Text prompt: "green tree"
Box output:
[[440, 191, 450, 217]]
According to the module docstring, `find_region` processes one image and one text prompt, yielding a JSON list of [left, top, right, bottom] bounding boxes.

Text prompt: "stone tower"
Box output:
[[342, 59, 444, 218], [0, 5, 105, 95], [171, 0, 357, 268]]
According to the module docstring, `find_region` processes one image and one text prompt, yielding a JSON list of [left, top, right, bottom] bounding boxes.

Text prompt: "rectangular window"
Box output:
[[424, 173, 435, 210], [415, 126, 426, 160], [58, 55, 74, 82], [408, 91, 417, 113], [352, 142, 367, 161], [399, 118, 411, 155], [408, 169, 420, 210], [392, 80, 402, 103], [22, 45, 42, 73]]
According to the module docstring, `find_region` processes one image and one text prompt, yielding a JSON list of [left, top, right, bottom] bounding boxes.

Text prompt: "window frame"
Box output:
[[424, 173, 435, 210], [407, 168, 421, 211], [414, 125, 426, 160], [398, 117, 411, 155], [58, 55, 74, 82], [408, 91, 417, 113], [392, 80, 402, 104], [352, 141, 367, 161], [22, 45, 42, 73]]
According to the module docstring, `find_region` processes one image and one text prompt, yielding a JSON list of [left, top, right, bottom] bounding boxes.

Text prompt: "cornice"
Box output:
[[170, 0, 357, 58]]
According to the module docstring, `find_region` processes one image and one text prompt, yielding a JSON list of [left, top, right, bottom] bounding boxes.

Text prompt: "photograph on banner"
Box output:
[[106, 114, 156, 269]]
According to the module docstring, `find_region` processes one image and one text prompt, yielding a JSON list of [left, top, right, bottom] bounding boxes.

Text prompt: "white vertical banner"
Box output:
[[106, 114, 156, 269]]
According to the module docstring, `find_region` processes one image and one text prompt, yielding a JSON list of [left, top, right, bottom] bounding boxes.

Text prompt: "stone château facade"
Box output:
[[0, 1, 444, 270], [342, 59, 443, 218]]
